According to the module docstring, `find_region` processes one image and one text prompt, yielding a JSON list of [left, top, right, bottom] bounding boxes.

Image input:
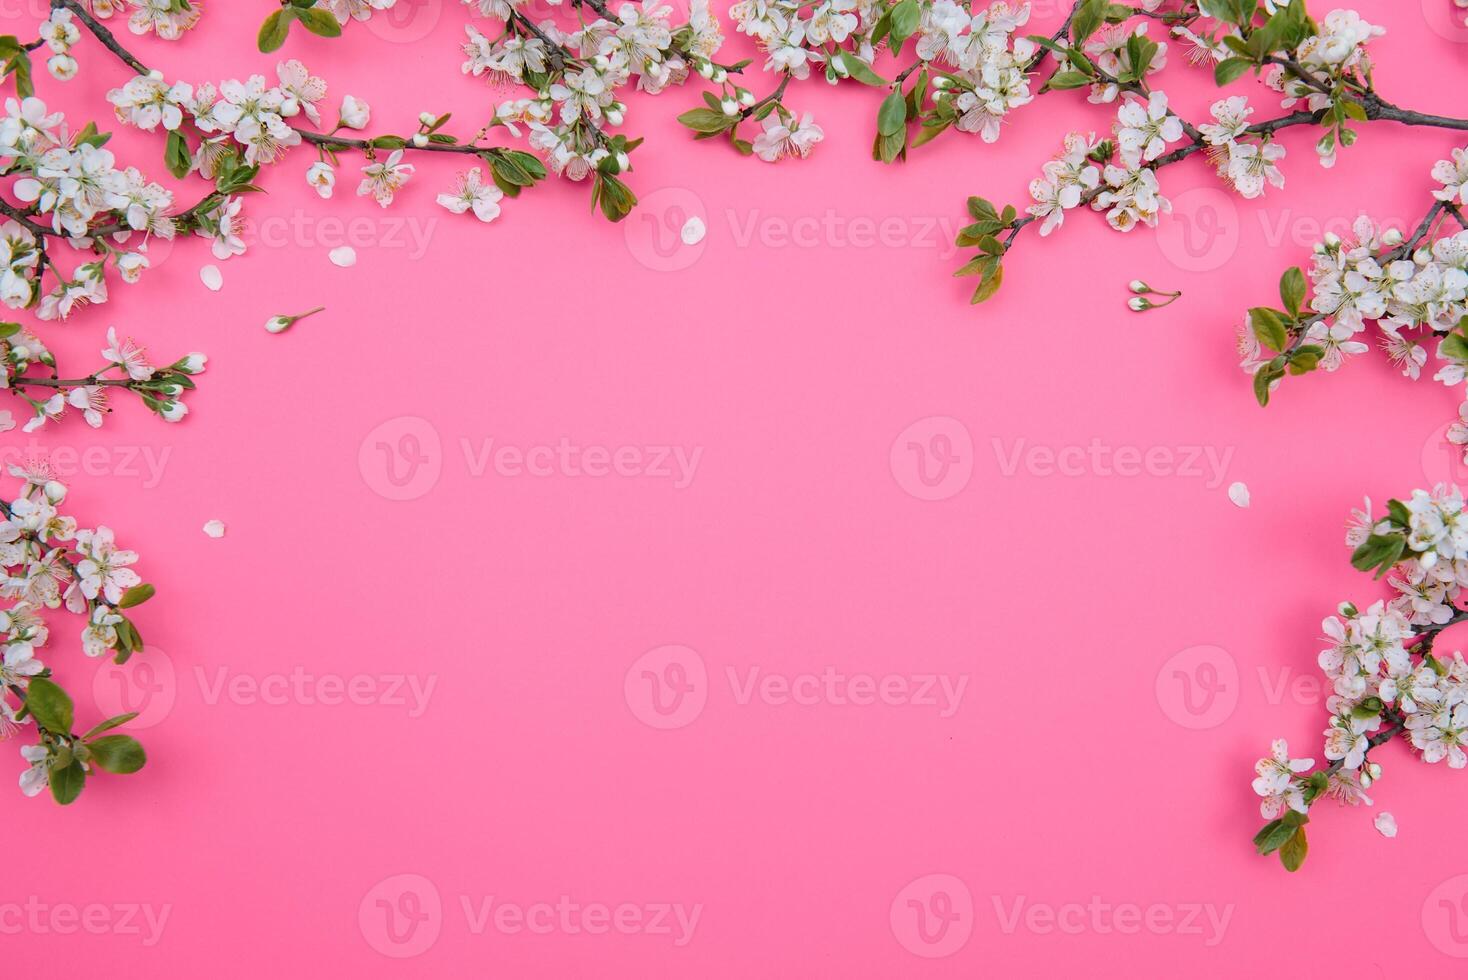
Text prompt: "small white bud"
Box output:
[[739, 90, 755, 107], [419, 111, 435, 126], [606, 108, 624, 126], [698, 61, 714, 79], [148, 69, 164, 81], [1129, 279, 1151, 294], [932, 76, 949, 89], [1382, 228, 1403, 246], [43, 481, 66, 504], [1324, 231, 1341, 247], [720, 98, 738, 116], [1127, 296, 1150, 312], [616, 151, 630, 171], [711, 68, 726, 83], [412, 133, 429, 148], [265, 316, 293, 334]]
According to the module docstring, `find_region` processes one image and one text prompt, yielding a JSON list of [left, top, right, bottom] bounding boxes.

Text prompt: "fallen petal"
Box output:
[[1228, 481, 1250, 508], [329, 246, 357, 268], [681, 215, 706, 246], [200, 265, 223, 291], [1374, 811, 1397, 838], [203, 519, 226, 539]]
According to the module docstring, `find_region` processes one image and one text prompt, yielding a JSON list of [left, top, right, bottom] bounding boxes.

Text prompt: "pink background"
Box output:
[[8, 0, 1468, 974]]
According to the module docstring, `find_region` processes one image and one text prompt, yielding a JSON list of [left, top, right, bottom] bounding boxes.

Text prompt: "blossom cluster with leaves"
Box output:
[[948, 0, 1468, 305], [1, 467, 157, 804], [1251, 486, 1468, 871]]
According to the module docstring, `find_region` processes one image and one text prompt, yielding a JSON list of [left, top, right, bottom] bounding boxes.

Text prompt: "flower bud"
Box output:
[[1382, 227, 1403, 246], [148, 69, 164, 81], [932, 76, 949, 89], [419, 111, 435, 126], [739, 90, 756, 107], [1128, 297, 1151, 312], [616, 151, 630, 171], [412, 133, 429, 147], [1323, 231, 1341, 247], [43, 481, 66, 504], [698, 60, 714, 79], [265, 316, 293, 334], [1129, 279, 1151, 294], [606, 107, 624, 126], [711, 68, 726, 83], [721, 97, 738, 116]]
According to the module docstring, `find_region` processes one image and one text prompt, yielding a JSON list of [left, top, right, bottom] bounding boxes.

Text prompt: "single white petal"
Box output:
[[202, 520, 226, 539], [329, 246, 357, 268], [1374, 812, 1397, 838], [680, 215, 706, 246], [1228, 481, 1250, 508], [199, 265, 223, 291]]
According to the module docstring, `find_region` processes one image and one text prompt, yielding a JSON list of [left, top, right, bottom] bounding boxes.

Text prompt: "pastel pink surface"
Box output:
[[6, 0, 1468, 975]]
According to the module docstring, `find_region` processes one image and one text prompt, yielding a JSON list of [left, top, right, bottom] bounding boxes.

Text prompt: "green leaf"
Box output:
[[1214, 56, 1252, 86], [835, 51, 887, 86], [1279, 267, 1306, 316], [1249, 307, 1289, 352], [889, 0, 920, 44], [1046, 71, 1093, 91], [877, 90, 906, 137], [82, 712, 139, 740], [1442, 332, 1468, 363], [1286, 344, 1323, 374], [118, 583, 156, 609], [86, 735, 147, 775], [296, 7, 343, 38], [50, 759, 85, 805], [1351, 533, 1406, 577], [164, 131, 191, 179], [1252, 362, 1282, 407], [1279, 826, 1308, 871], [970, 263, 1004, 304], [676, 107, 734, 134], [6, 51, 32, 99], [24, 678, 73, 734], [1071, 0, 1106, 42], [594, 173, 637, 222], [257, 9, 294, 53]]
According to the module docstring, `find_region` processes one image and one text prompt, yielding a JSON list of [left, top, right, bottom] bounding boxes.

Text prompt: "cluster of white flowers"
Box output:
[[0, 96, 188, 319], [1252, 485, 1468, 853], [1198, 95, 1286, 199], [38, 9, 82, 81], [1, 323, 205, 432], [462, 0, 724, 176], [1025, 92, 1187, 237], [917, 0, 1035, 142], [0, 470, 138, 688], [1235, 149, 1468, 405], [0, 466, 156, 801], [72, 0, 202, 40]]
